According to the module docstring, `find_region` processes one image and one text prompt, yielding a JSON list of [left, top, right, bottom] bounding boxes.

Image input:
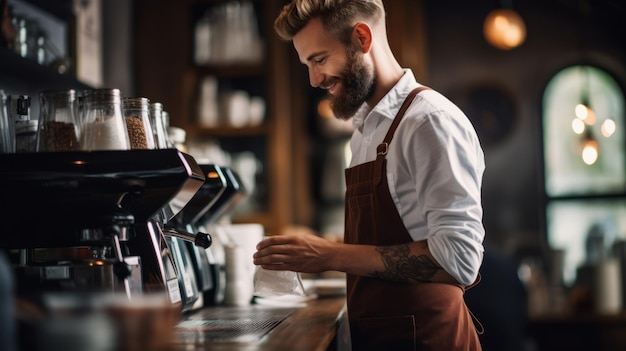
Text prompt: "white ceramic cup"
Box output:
[[221, 223, 264, 306]]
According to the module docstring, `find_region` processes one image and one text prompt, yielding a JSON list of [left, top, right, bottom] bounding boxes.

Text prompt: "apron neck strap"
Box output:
[[374, 86, 431, 184]]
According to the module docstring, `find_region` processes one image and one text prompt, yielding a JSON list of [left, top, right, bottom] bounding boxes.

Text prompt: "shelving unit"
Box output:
[[134, 0, 311, 235], [0, 0, 92, 116]]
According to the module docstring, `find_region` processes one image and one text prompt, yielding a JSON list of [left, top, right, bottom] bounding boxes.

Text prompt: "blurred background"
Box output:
[[1, 0, 625, 350]]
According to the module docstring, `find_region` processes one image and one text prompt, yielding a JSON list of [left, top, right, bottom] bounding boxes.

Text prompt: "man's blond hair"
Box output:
[[274, 0, 385, 44]]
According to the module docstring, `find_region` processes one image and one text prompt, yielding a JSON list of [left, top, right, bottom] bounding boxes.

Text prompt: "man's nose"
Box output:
[[308, 67, 324, 88]]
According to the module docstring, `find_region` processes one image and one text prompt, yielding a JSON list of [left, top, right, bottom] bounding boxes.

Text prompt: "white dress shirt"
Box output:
[[349, 69, 485, 286]]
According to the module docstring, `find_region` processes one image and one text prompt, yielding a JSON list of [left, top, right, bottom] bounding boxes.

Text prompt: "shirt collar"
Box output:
[[352, 69, 419, 130]]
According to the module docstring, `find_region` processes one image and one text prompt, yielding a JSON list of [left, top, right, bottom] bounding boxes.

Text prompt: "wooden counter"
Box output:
[[170, 296, 349, 351]]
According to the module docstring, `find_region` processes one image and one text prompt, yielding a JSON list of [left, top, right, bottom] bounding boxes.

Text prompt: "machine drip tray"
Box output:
[[175, 305, 297, 343]]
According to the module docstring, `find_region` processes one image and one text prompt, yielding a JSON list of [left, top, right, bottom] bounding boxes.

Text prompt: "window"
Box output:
[[542, 64, 626, 286]]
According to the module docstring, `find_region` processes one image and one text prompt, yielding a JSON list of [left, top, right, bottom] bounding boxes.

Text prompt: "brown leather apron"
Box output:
[[344, 87, 482, 350]]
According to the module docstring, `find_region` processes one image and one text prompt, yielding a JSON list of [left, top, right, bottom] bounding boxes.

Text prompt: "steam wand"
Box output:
[[161, 226, 212, 249], [111, 233, 132, 299]]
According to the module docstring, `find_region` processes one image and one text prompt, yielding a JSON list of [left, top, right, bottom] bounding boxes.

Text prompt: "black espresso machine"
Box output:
[[166, 163, 247, 311], [0, 149, 212, 304]]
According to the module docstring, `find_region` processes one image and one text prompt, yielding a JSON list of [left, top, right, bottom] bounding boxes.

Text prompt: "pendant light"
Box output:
[[571, 2, 600, 165], [574, 68, 596, 127], [571, 65, 618, 166], [483, 1, 527, 50], [581, 128, 599, 165], [574, 66, 598, 165]]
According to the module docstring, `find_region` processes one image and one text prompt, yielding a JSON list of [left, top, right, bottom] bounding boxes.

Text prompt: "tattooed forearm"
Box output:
[[371, 244, 440, 283]]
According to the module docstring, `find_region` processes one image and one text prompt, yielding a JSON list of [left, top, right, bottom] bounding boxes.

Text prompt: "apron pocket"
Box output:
[[351, 315, 416, 351]]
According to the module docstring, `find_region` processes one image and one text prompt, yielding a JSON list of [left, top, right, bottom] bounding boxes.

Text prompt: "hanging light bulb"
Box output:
[[575, 103, 587, 119], [575, 103, 597, 126], [483, 8, 527, 50], [581, 129, 599, 165], [582, 139, 598, 165], [575, 66, 597, 126], [571, 117, 585, 134], [601, 118, 616, 137]]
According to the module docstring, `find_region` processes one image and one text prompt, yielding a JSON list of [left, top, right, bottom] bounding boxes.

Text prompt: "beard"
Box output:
[[328, 46, 376, 120]]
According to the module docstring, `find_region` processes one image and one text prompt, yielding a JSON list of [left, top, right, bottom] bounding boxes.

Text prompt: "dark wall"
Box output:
[[423, 0, 626, 255]]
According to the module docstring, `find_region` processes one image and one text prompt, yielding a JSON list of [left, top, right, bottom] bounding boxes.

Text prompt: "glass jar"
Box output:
[[0, 90, 13, 153], [149, 102, 171, 149], [37, 89, 80, 152], [15, 120, 38, 153], [122, 97, 155, 149], [168, 126, 187, 153], [80, 89, 130, 151], [12, 95, 37, 153], [162, 110, 175, 148]]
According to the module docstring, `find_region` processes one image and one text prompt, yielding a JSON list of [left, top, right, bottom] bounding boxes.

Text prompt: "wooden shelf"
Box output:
[[0, 48, 90, 93]]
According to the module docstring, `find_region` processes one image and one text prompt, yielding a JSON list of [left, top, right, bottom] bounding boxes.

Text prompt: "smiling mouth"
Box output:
[[328, 83, 338, 95], [323, 79, 340, 95]]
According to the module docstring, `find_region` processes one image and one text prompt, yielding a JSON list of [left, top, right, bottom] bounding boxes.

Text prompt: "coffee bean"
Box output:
[[39, 121, 78, 151], [126, 116, 149, 149]]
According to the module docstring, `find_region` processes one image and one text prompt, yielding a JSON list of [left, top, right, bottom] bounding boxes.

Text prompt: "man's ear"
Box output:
[[352, 22, 373, 53]]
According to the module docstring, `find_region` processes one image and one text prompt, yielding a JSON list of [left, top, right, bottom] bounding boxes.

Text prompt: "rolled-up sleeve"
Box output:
[[400, 106, 485, 286]]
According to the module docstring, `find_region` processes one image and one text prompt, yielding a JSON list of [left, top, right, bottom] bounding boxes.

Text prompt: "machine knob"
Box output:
[[113, 261, 131, 281], [194, 232, 212, 249]]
